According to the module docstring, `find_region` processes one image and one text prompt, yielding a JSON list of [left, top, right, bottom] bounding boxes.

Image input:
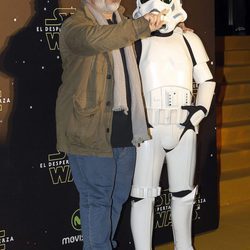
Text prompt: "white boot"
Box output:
[[131, 198, 155, 250], [171, 187, 198, 250]]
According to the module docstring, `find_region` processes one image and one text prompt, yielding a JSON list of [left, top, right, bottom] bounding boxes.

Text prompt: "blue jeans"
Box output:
[[68, 147, 136, 250]]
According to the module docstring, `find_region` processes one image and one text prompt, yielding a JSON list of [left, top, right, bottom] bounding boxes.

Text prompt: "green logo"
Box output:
[[71, 209, 81, 231]]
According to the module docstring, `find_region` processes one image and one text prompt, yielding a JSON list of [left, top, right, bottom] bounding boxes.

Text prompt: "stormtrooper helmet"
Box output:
[[133, 0, 187, 33]]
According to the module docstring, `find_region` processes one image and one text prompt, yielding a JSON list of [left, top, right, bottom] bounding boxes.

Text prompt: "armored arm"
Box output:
[[181, 32, 216, 131]]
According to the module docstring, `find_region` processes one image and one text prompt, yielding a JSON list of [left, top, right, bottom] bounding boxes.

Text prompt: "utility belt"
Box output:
[[145, 87, 193, 125]]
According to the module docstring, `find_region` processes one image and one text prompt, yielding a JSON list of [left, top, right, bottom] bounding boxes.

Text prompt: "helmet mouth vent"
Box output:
[[150, 9, 161, 13]]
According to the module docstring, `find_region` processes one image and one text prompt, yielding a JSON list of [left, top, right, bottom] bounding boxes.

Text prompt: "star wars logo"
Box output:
[[0, 230, 14, 250], [40, 151, 73, 185], [0, 90, 11, 112], [154, 189, 172, 229], [36, 7, 76, 50], [154, 189, 206, 229]]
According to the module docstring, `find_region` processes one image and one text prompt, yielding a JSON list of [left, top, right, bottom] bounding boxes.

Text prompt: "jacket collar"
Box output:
[[77, 4, 126, 71]]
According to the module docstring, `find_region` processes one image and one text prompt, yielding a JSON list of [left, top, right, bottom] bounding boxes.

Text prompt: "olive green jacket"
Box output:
[[56, 5, 151, 157]]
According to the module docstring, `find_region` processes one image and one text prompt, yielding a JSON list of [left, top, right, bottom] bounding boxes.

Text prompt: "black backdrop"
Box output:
[[0, 1, 218, 249]]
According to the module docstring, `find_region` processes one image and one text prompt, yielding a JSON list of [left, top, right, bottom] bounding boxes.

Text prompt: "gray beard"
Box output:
[[94, 0, 120, 12]]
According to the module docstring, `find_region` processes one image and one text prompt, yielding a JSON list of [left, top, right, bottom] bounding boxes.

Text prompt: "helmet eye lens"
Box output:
[[140, 0, 172, 3], [162, 0, 172, 3]]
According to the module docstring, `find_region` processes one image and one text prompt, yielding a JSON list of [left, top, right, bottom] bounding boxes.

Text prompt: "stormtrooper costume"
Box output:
[[130, 0, 216, 249]]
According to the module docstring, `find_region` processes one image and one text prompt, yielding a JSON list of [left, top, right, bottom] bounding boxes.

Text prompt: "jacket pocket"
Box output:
[[66, 100, 102, 149]]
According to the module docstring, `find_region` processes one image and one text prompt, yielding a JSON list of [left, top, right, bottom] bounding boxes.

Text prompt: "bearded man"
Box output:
[[55, 0, 166, 249]]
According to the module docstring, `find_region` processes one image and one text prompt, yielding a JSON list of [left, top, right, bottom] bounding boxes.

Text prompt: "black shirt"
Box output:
[[107, 17, 133, 148]]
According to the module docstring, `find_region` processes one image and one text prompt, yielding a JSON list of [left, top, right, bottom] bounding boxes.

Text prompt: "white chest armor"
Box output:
[[139, 30, 194, 125]]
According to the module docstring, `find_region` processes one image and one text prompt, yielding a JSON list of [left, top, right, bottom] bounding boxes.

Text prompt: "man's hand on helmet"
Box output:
[[144, 9, 169, 32]]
